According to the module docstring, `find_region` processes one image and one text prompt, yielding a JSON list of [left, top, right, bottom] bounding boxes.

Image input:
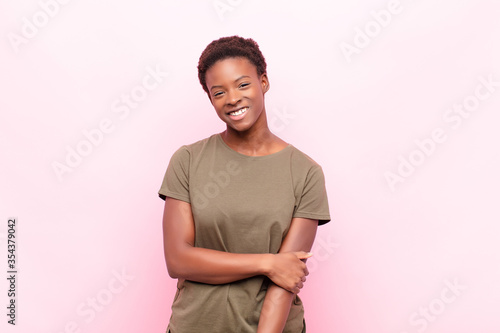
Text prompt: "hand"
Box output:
[[265, 251, 312, 294]]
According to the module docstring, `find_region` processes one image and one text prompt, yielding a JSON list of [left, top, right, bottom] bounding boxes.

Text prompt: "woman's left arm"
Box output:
[[257, 217, 319, 333]]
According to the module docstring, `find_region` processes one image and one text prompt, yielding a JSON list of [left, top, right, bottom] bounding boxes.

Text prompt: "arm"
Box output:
[[162, 197, 310, 289], [257, 217, 318, 333]]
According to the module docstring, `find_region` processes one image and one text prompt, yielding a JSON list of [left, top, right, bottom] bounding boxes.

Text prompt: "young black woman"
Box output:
[[159, 36, 330, 333]]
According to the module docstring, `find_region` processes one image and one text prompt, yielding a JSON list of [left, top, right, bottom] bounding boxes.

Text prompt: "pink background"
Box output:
[[1, 0, 499, 332]]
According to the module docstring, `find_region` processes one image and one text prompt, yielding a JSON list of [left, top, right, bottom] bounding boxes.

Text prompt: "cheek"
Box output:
[[212, 100, 224, 111], [250, 92, 264, 107]]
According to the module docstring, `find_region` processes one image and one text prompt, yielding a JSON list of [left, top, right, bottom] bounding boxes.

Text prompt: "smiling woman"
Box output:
[[158, 36, 331, 333], [206, 57, 269, 137]]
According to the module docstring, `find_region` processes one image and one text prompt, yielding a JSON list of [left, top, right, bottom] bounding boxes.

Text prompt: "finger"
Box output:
[[295, 251, 313, 260], [301, 276, 307, 283], [304, 266, 309, 276]]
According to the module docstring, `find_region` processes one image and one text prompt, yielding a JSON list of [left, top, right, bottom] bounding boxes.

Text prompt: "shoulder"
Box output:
[[171, 134, 219, 158], [288, 145, 323, 171], [287, 145, 327, 187]]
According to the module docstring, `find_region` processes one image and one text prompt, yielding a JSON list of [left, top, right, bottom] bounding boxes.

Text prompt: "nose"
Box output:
[[225, 89, 241, 106]]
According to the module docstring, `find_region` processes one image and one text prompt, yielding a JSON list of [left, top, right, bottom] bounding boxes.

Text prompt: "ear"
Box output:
[[260, 73, 270, 93]]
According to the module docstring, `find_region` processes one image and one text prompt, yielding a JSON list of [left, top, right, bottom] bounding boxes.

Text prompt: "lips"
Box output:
[[227, 107, 248, 116], [226, 107, 248, 121]]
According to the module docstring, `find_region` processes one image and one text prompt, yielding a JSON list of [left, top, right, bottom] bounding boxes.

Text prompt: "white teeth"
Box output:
[[229, 107, 248, 116]]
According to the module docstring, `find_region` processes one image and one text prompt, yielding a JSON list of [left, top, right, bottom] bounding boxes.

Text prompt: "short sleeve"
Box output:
[[293, 165, 331, 225], [158, 146, 191, 203]]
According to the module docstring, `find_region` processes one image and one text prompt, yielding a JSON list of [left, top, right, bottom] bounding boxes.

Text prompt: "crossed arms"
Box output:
[[162, 197, 318, 333]]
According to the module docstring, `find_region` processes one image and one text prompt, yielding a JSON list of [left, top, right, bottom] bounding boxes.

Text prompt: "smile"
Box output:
[[228, 107, 248, 116]]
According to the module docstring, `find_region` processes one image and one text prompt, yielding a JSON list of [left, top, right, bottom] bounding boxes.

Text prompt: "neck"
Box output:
[[222, 125, 274, 148], [221, 116, 282, 156]]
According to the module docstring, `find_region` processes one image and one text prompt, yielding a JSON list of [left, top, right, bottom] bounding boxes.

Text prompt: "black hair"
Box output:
[[197, 35, 267, 94]]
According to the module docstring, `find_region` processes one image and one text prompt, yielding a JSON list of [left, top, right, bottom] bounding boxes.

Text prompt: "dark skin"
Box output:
[[162, 57, 318, 333], [206, 57, 287, 155]]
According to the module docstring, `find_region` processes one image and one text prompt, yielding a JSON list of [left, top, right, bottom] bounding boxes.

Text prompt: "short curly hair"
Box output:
[[198, 36, 267, 94]]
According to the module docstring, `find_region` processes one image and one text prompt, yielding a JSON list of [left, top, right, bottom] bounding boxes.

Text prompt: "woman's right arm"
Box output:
[[162, 197, 309, 290]]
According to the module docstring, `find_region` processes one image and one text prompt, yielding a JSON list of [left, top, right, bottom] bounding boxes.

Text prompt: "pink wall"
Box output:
[[1, 0, 499, 332]]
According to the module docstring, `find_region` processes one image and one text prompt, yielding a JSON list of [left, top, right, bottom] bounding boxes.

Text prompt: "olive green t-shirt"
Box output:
[[158, 133, 331, 333]]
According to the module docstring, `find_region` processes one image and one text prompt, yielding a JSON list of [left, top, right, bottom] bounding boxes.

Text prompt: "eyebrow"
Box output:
[[210, 75, 251, 91]]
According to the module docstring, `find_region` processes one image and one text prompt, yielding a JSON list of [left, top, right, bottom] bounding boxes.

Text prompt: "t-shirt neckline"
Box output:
[[216, 133, 292, 159]]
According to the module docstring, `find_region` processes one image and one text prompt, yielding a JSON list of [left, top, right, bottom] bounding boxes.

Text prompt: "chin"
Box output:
[[228, 123, 252, 133]]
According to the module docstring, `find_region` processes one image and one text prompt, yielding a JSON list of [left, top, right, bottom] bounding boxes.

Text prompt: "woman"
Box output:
[[159, 36, 330, 333]]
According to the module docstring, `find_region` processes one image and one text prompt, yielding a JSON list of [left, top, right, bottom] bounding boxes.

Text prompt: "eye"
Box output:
[[213, 91, 224, 97], [239, 83, 250, 88]]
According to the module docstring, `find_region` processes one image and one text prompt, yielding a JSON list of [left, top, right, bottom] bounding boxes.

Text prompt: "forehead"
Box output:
[[205, 57, 258, 86]]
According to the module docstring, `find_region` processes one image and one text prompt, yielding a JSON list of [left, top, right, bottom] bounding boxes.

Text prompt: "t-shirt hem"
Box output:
[[293, 212, 331, 225], [158, 190, 191, 203]]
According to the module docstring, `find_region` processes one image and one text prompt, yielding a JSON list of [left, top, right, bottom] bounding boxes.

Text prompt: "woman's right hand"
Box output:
[[265, 251, 312, 294]]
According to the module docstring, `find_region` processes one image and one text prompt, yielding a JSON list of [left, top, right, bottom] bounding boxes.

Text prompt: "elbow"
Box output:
[[164, 243, 194, 280], [165, 257, 179, 279], [167, 266, 179, 279], [165, 255, 186, 279]]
